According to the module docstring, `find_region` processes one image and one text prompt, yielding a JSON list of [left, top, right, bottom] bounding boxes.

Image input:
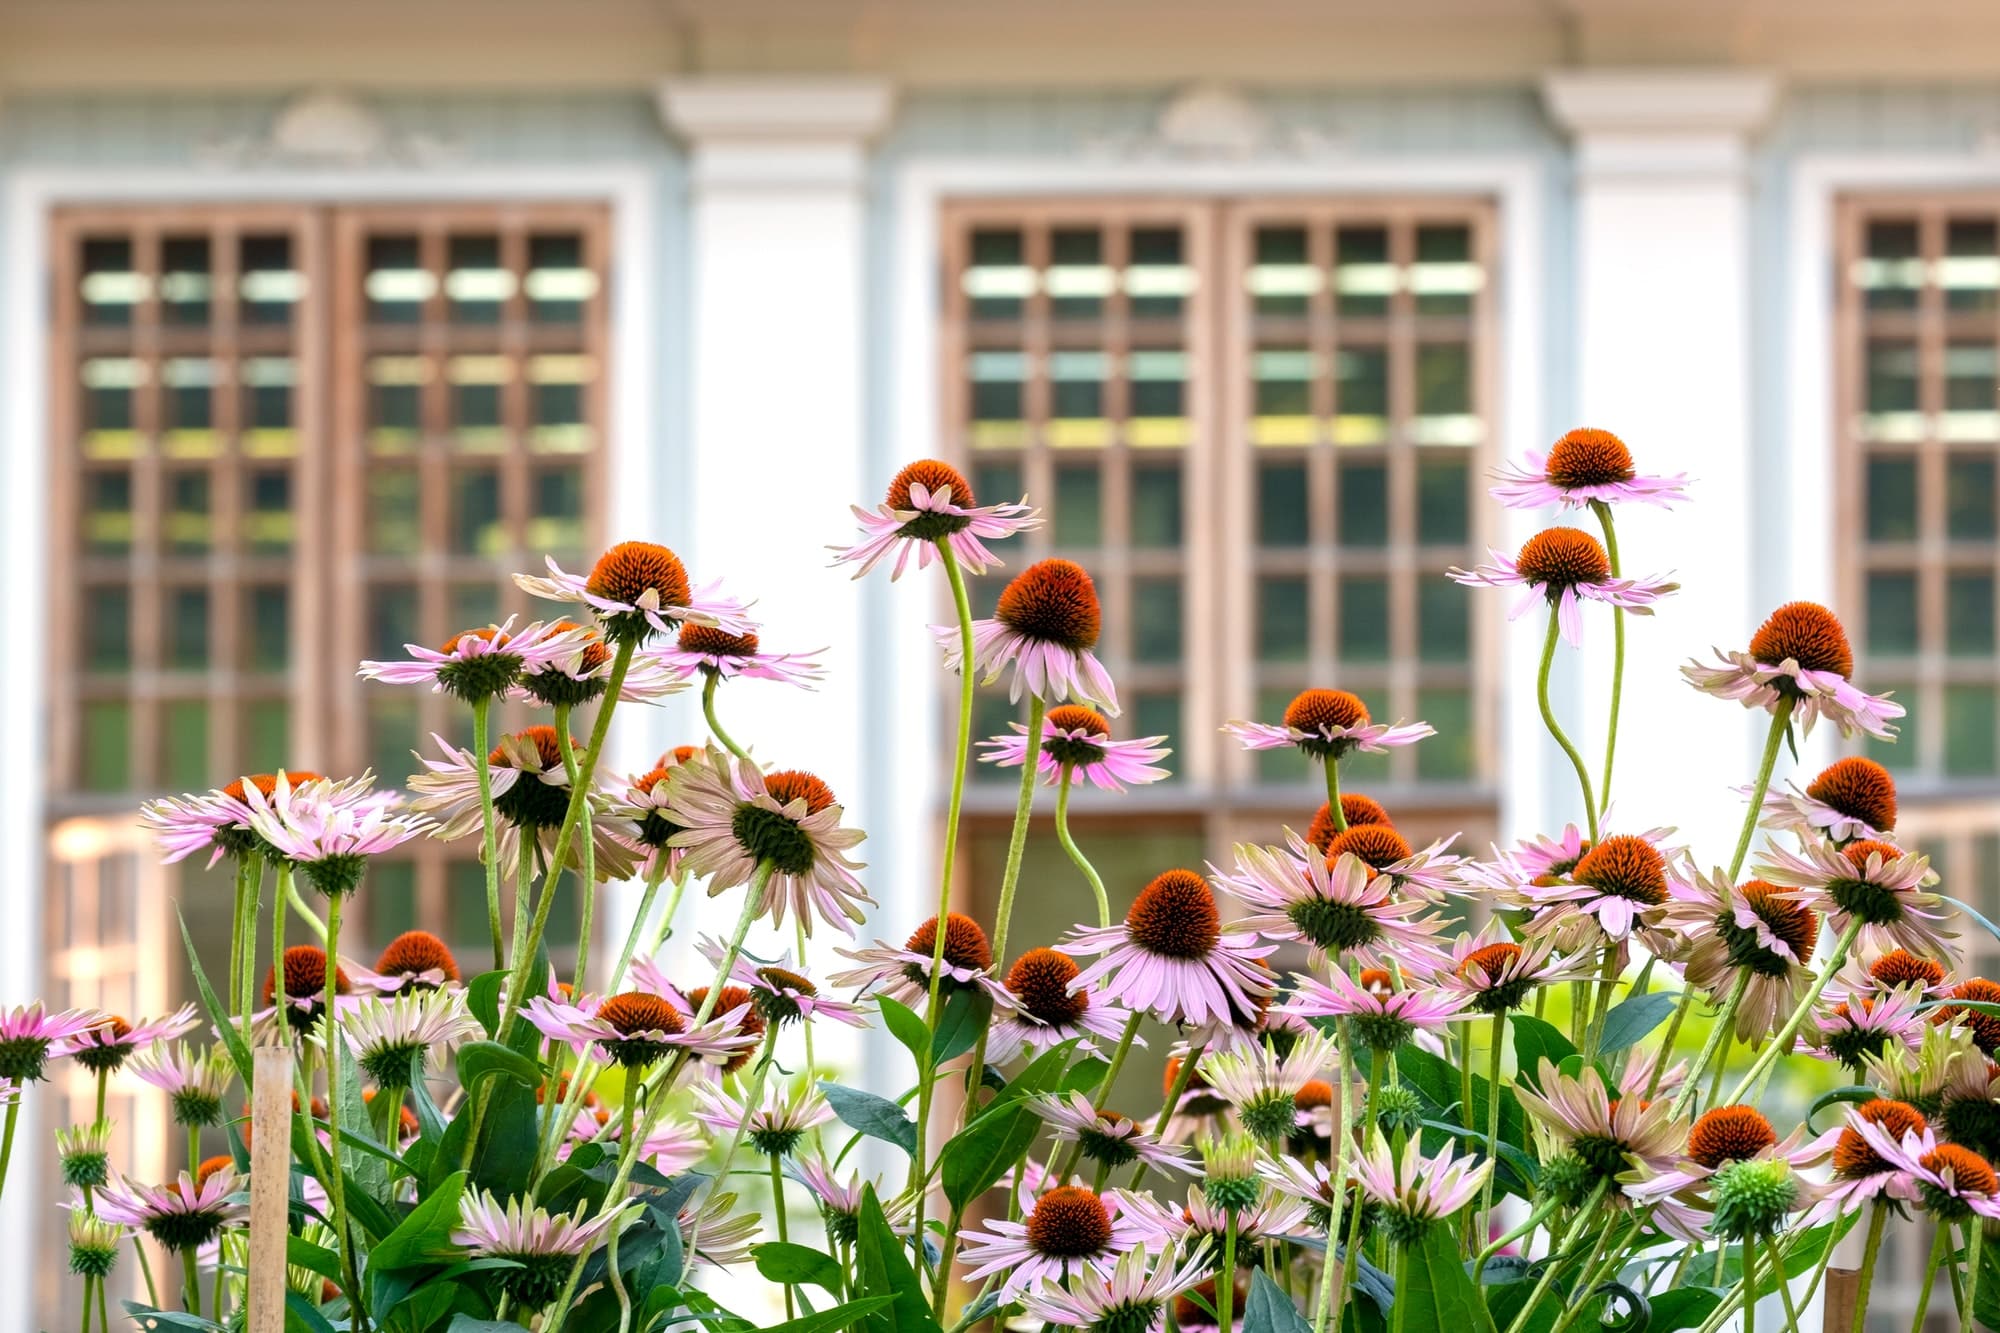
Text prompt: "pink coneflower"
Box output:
[[1305, 794, 1394, 853], [139, 770, 333, 868], [1666, 866, 1822, 1043], [1257, 1155, 1354, 1232], [654, 623, 826, 689], [1165, 1179, 1312, 1248], [129, 1042, 233, 1127], [359, 930, 462, 994], [988, 947, 1135, 1064], [978, 704, 1170, 791], [676, 1192, 761, 1269], [358, 616, 584, 703], [1281, 967, 1464, 1053], [1756, 837, 1952, 959], [523, 989, 755, 1072], [258, 945, 355, 1035], [935, 558, 1118, 712], [1063, 870, 1277, 1029], [53, 1005, 199, 1075], [407, 727, 641, 880], [1214, 832, 1444, 964], [242, 772, 431, 897], [662, 748, 871, 937], [1450, 527, 1677, 645], [1425, 921, 1593, 1015], [1017, 1244, 1216, 1333], [696, 938, 869, 1029], [515, 542, 751, 646], [1798, 988, 1926, 1074], [1489, 428, 1690, 511], [1799, 1099, 1928, 1226], [1032, 1092, 1195, 1177], [957, 1185, 1168, 1297], [1223, 688, 1432, 760], [1516, 1060, 1688, 1200], [96, 1168, 247, 1252], [1682, 602, 1904, 739], [0, 1004, 108, 1084], [512, 619, 688, 708], [1756, 755, 1899, 845], [830, 913, 1009, 1014], [453, 1189, 632, 1311], [1497, 824, 1592, 882], [1197, 1029, 1338, 1144], [690, 1082, 833, 1157], [1518, 832, 1675, 942], [1351, 1136, 1493, 1242], [1325, 824, 1468, 903], [340, 989, 481, 1088], [832, 458, 1039, 581], [1628, 1105, 1834, 1203], [1862, 1122, 2000, 1222], [794, 1155, 914, 1242], [607, 757, 696, 880]]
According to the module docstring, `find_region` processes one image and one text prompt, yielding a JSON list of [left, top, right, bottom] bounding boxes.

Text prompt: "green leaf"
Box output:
[[286, 1292, 338, 1333], [446, 1319, 527, 1333], [852, 1185, 942, 1333], [940, 1042, 1073, 1210], [1977, 1227, 2000, 1331], [1807, 1085, 1879, 1132], [369, 1170, 468, 1274], [1243, 1270, 1313, 1333], [1511, 1015, 1577, 1092], [1397, 1045, 1528, 1151], [932, 986, 994, 1066], [1943, 894, 2000, 950], [466, 970, 506, 1037], [754, 1241, 844, 1291], [1643, 1287, 1719, 1333], [456, 1040, 543, 1093], [1598, 993, 1678, 1054], [1059, 1056, 1111, 1095], [329, 1046, 391, 1203], [1392, 1222, 1489, 1333], [118, 1304, 225, 1332], [878, 996, 930, 1065], [1591, 1282, 1648, 1333], [759, 1297, 896, 1333], [286, 1233, 343, 1281], [821, 1082, 917, 1155], [1417, 1120, 1538, 1195], [177, 908, 253, 1085]]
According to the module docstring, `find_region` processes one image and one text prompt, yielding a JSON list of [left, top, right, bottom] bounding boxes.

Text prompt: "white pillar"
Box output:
[[1541, 70, 1779, 866], [655, 76, 894, 1034]]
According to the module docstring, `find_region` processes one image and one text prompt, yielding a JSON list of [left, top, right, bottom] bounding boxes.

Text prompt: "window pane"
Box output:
[[165, 471, 211, 554], [1946, 219, 1999, 312], [1251, 226, 1311, 319], [1334, 347, 1388, 443], [369, 694, 421, 787], [1946, 684, 1999, 776], [244, 700, 288, 772], [1132, 578, 1182, 664], [1866, 571, 1920, 654], [1338, 461, 1389, 547], [239, 235, 299, 326], [1258, 462, 1309, 547], [368, 468, 421, 556], [447, 860, 493, 959], [1257, 576, 1310, 663], [246, 585, 289, 672], [1949, 572, 1996, 656], [1413, 225, 1477, 317], [367, 236, 428, 324], [1049, 227, 1104, 322], [1419, 576, 1470, 662], [1131, 467, 1182, 549], [970, 352, 1025, 428], [1129, 350, 1186, 426], [1417, 452, 1470, 545], [1866, 340, 1920, 415], [80, 701, 130, 791], [1334, 226, 1390, 318], [1866, 678, 1918, 772], [164, 360, 214, 437], [367, 862, 421, 948], [1416, 343, 1471, 417], [448, 235, 508, 325], [1417, 687, 1475, 779], [81, 238, 138, 328], [1051, 352, 1105, 423], [1949, 454, 1999, 539], [451, 468, 505, 556], [84, 587, 130, 673], [245, 470, 294, 554], [449, 583, 504, 635], [370, 585, 419, 659], [161, 236, 212, 326], [1866, 456, 1919, 541], [529, 467, 587, 564], [1256, 684, 1302, 783], [972, 459, 1026, 565], [1339, 576, 1390, 661], [1256, 348, 1313, 421], [528, 234, 593, 324], [82, 471, 133, 555], [163, 701, 209, 791], [967, 228, 1026, 322], [1131, 692, 1180, 782], [167, 587, 210, 669], [1863, 220, 1921, 311], [1127, 227, 1185, 321], [1054, 465, 1102, 547]]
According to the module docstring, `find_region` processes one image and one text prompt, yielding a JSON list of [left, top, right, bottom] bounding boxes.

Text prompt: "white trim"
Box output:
[[880, 152, 1552, 946], [1784, 152, 2000, 776], [0, 165, 664, 1333]]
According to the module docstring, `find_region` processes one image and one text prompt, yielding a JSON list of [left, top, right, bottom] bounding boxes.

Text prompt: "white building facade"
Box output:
[[4, 1, 2000, 1326]]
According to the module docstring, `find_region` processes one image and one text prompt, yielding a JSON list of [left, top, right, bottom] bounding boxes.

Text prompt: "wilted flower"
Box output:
[[97, 1168, 247, 1252], [452, 1190, 632, 1311]]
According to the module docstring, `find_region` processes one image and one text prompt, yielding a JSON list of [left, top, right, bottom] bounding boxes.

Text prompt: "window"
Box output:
[[47, 204, 610, 979], [940, 200, 1500, 1059], [1838, 198, 2000, 792]]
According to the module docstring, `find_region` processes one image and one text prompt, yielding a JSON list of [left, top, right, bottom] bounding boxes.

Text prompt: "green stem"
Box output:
[[228, 856, 250, 1044], [1580, 946, 1620, 1065], [1731, 697, 1796, 881], [1767, 1236, 1804, 1333], [771, 1152, 796, 1319], [1318, 1019, 1354, 1333], [181, 1246, 201, 1317], [1705, 1027, 1735, 1109], [1669, 971, 1751, 1118], [989, 694, 1048, 969], [1219, 1215, 1241, 1333], [1053, 765, 1109, 927], [1474, 1195, 1560, 1285], [702, 671, 748, 761], [1645, 988, 1695, 1099], [1742, 1227, 1756, 1333], [1537, 606, 1598, 843], [132, 1238, 157, 1309], [320, 892, 366, 1329], [608, 861, 669, 993], [1911, 1223, 1951, 1333], [608, 1075, 640, 1333], [1479, 1011, 1505, 1241], [1853, 1201, 1889, 1333], [0, 1098, 19, 1211], [1501, 1181, 1610, 1333], [239, 854, 263, 1053], [1390, 1242, 1409, 1333], [1590, 500, 1625, 813], [1055, 1013, 1144, 1181], [1324, 756, 1348, 835], [472, 696, 504, 971], [1725, 915, 1863, 1104], [79, 1274, 93, 1333], [499, 637, 635, 1043], [909, 544, 980, 1253], [286, 875, 327, 944], [1132, 1037, 1208, 1196], [271, 862, 289, 1033], [557, 723, 598, 990]]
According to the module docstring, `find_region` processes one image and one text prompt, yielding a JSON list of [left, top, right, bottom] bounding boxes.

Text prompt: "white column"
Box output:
[[655, 76, 893, 1014], [1542, 70, 1779, 866]]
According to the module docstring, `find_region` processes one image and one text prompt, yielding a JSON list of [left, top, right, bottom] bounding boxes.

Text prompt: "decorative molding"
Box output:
[[656, 77, 896, 191], [195, 89, 459, 169], [1083, 81, 1347, 163], [1542, 69, 1779, 184]]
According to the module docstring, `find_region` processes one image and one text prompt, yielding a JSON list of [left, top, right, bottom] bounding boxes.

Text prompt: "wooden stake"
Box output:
[[248, 1044, 294, 1333], [1822, 1266, 1861, 1333]]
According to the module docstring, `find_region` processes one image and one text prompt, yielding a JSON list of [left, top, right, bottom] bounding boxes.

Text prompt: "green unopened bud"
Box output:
[[1200, 1131, 1261, 1212], [1540, 1154, 1596, 1208], [67, 1212, 122, 1280], [1709, 1158, 1798, 1241], [1374, 1084, 1425, 1140], [57, 1122, 112, 1189]]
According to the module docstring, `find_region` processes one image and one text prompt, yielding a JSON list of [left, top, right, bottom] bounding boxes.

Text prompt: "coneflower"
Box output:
[[1490, 428, 1690, 510], [987, 947, 1134, 1063], [1451, 527, 1676, 644], [516, 541, 750, 645], [830, 912, 1008, 1014], [55, 1005, 199, 1075], [654, 622, 826, 689], [832, 458, 1039, 581], [1757, 755, 1898, 845], [358, 616, 584, 703], [935, 557, 1118, 712], [1223, 688, 1433, 760], [1063, 870, 1276, 1028], [977, 705, 1171, 792], [1684, 601, 1904, 739], [451, 1190, 633, 1311], [956, 1184, 1167, 1297]]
